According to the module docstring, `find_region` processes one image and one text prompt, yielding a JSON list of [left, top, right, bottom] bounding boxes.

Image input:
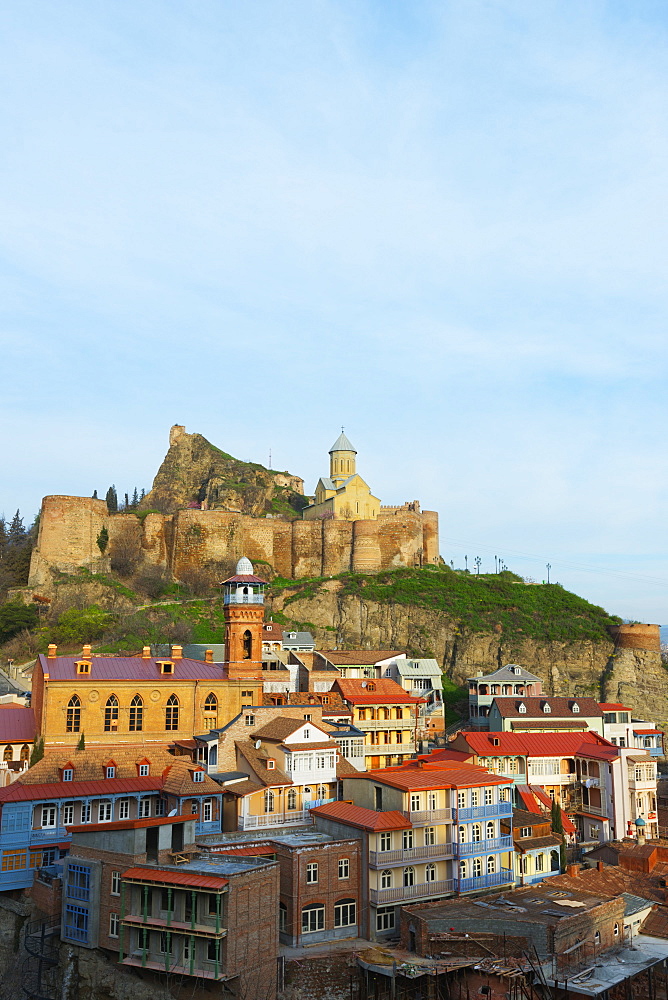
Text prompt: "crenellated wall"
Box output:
[[28, 495, 440, 585]]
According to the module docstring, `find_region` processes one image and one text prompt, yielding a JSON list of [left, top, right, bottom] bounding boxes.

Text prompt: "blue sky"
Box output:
[[2, 1, 668, 623]]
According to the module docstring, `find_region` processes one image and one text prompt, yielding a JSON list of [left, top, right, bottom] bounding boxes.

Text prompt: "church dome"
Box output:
[[235, 556, 254, 576], [635, 816, 646, 827], [329, 431, 356, 454]]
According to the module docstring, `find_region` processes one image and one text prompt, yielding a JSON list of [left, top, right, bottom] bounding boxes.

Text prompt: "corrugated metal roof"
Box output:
[[456, 730, 606, 756], [352, 762, 510, 791], [38, 654, 227, 682], [310, 801, 410, 831], [526, 785, 577, 835], [329, 432, 356, 454], [323, 651, 404, 666], [467, 664, 540, 683], [0, 776, 161, 802], [0, 707, 35, 743], [599, 703, 631, 711], [122, 866, 228, 890]]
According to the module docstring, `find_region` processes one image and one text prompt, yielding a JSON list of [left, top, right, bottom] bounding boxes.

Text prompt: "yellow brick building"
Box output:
[[302, 432, 381, 521]]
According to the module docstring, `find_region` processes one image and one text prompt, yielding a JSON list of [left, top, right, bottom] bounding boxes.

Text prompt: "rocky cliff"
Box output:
[[140, 425, 308, 517], [269, 575, 668, 725]]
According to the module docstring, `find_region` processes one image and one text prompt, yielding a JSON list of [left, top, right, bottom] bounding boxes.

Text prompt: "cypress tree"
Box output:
[[105, 486, 118, 513], [29, 737, 44, 767], [77, 733, 86, 750], [8, 510, 25, 545], [124, 493, 130, 511], [92, 490, 98, 499]]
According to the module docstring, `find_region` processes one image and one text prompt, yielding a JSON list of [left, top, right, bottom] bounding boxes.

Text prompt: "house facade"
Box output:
[[467, 664, 542, 726], [331, 678, 423, 768]]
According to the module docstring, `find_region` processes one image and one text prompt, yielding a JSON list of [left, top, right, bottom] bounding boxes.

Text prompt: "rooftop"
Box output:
[[492, 696, 603, 718], [348, 759, 511, 791], [334, 677, 423, 705], [468, 664, 540, 683], [311, 801, 411, 832], [38, 653, 226, 682], [320, 650, 405, 666], [453, 730, 608, 757]]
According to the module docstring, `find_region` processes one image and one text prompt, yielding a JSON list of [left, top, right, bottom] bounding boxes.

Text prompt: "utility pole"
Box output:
[[494, 555, 498, 574], [464, 555, 468, 572], [546, 563, 551, 584], [475, 557, 481, 575]]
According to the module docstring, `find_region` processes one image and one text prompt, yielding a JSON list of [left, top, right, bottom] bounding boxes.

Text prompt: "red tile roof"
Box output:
[[599, 703, 631, 711], [38, 653, 227, 682], [122, 866, 228, 890], [348, 761, 510, 791], [0, 707, 36, 743], [334, 678, 423, 705], [454, 730, 608, 757], [310, 801, 411, 831], [517, 784, 577, 835], [634, 729, 662, 735]]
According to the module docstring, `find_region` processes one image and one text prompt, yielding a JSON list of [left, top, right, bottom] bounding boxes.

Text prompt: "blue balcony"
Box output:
[[29, 826, 69, 846], [458, 835, 513, 856], [457, 802, 512, 821], [459, 869, 514, 893]]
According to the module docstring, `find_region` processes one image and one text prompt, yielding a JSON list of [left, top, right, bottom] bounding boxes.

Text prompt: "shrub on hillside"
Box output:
[[54, 606, 116, 644], [0, 601, 39, 645]]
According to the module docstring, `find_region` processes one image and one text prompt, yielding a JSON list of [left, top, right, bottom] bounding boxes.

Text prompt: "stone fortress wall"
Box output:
[[28, 496, 439, 586]]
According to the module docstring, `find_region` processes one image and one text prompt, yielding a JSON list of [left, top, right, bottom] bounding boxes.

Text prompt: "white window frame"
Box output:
[[41, 805, 57, 829], [338, 858, 350, 879], [111, 871, 121, 896], [98, 800, 112, 823], [306, 862, 318, 884], [109, 912, 119, 938], [118, 799, 130, 820]]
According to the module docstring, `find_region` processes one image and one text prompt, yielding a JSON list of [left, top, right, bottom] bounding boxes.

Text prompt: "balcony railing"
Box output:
[[239, 810, 311, 829], [576, 803, 607, 817], [459, 869, 514, 893], [404, 808, 452, 825], [358, 719, 413, 730], [457, 802, 512, 820], [369, 843, 456, 867], [223, 593, 263, 605], [458, 835, 513, 856], [370, 878, 456, 905], [30, 826, 69, 843]]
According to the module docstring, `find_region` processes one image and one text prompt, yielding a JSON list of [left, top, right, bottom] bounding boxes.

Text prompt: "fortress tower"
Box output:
[[222, 557, 265, 681]]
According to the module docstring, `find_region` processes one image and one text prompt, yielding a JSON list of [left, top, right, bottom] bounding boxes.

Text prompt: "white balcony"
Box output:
[[369, 843, 456, 867], [238, 810, 311, 829], [370, 878, 456, 905], [358, 719, 413, 731], [404, 808, 452, 825]]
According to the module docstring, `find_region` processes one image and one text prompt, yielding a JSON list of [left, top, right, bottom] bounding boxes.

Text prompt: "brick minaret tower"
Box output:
[[222, 556, 266, 680]]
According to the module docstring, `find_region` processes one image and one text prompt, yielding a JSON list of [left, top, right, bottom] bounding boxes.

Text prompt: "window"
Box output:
[[155, 798, 166, 816], [244, 714, 255, 727], [109, 912, 119, 938], [410, 793, 421, 812], [424, 827, 435, 846], [522, 856, 529, 874], [158, 661, 174, 675], [75, 661, 90, 674], [535, 853, 544, 872], [165, 694, 179, 731], [64, 905, 88, 942], [29, 848, 55, 869], [287, 789, 297, 810], [614, 923, 620, 938], [1, 851, 26, 872], [338, 858, 350, 879], [376, 906, 395, 931], [204, 693, 218, 716], [67, 864, 91, 901], [207, 939, 219, 960], [306, 863, 318, 884], [425, 863, 436, 882], [105, 766, 116, 779], [302, 904, 325, 933], [458, 791, 466, 809], [160, 931, 172, 954], [590, 825, 600, 839], [111, 871, 121, 895], [403, 829, 414, 850], [264, 790, 274, 813], [487, 855, 496, 874], [129, 694, 143, 732], [521, 827, 531, 838], [41, 805, 57, 829], [203, 799, 212, 823], [139, 764, 149, 777], [379, 832, 391, 852], [427, 791, 437, 810], [20, 744, 30, 762], [62, 768, 73, 782], [81, 802, 91, 824], [472, 824, 481, 842], [458, 825, 466, 844], [572, 703, 580, 713], [63, 803, 74, 826], [267, 760, 275, 771], [98, 800, 112, 823], [403, 866, 415, 887], [303, 727, 310, 740], [486, 821, 495, 840], [594, 931, 600, 946], [334, 899, 356, 927], [473, 857, 483, 877], [374, 787, 383, 811], [459, 860, 467, 879], [138, 798, 151, 818], [193, 770, 205, 782], [303, 714, 312, 722], [66, 695, 81, 733], [381, 869, 392, 888], [551, 850, 560, 871], [279, 902, 287, 932], [104, 695, 119, 732], [470, 789, 479, 807], [118, 799, 130, 820]]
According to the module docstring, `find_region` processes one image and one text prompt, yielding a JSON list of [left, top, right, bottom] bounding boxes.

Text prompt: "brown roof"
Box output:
[[493, 697, 603, 718], [334, 678, 423, 705], [281, 741, 338, 752], [513, 808, 550, 827], [222, 779, 264, 797], [547, 862, 668, 903], [310, 800, 411, 831], [19, 746, 178, 784], [510, 721, 588, 730], [318, 650, 404, 666], [235, 741, 292, 787], [253, 717, 329, 742], [515, 835, 563, 852], [336, 757, 360, 778], [161, 763, 221, 796]]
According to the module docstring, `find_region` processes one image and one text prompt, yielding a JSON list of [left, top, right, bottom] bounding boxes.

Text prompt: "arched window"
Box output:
[[381, 870, 392, 889], [242, 630, 252, 659], [20, 744, 30, 763], [3, 746, 12, 762], [486, 821, 495, 840], [104, 695, 119, 732], [204, 693, 217, 714], [287, 789, 297, 810], [165, 695, 179, 731], [550, 850, 560, 871], [208, 745, 217, 766], [66, 695, 81, 733], [459, 859, 467, 879], [458, 825, 466, 844], [471, 824, 481, 842], [334, 898, 356, 928], [129, 695, 143, 732], [301, 903, 325, 934], [317, 784, 327, 799], [425, 863, 436, 882], [473, 857, 483, 877], [491, 684, 500, 694], [403, 867, 415, 887], [614, 923, 619, 938], [487, 855, 496, 874], [264, 790, 274, 813]]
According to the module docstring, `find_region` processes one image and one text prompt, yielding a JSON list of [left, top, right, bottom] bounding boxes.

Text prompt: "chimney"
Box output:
[[81, 644, 92, 659], [597, 861, 604, 872], [566, 864, 580, 878], [171, 645, 183, 661], [142, 646, 151, 659], [205, 649, 214, 663], [47, 644, 57, 659]]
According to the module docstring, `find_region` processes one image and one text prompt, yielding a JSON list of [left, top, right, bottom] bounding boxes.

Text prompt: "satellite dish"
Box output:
[[255, 740, 262, 749], [168, 808, 177, 816]]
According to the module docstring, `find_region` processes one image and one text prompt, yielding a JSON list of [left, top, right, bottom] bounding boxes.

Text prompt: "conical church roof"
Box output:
[[329, 431, 357, 454]]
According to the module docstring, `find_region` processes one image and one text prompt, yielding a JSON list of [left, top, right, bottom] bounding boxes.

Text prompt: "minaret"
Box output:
[[221, 556, 266, 680], [329, 429, 357, 485]]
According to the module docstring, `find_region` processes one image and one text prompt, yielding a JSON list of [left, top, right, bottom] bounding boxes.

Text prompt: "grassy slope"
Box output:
[[272, 566, 621, 643]]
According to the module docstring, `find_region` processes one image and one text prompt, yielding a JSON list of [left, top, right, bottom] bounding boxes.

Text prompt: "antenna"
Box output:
[[269, 448, 272, 469]]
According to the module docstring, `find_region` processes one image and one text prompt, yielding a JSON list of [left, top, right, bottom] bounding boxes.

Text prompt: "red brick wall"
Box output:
[[28, 875, 62, 919], [224, 864, 279, 1000]]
